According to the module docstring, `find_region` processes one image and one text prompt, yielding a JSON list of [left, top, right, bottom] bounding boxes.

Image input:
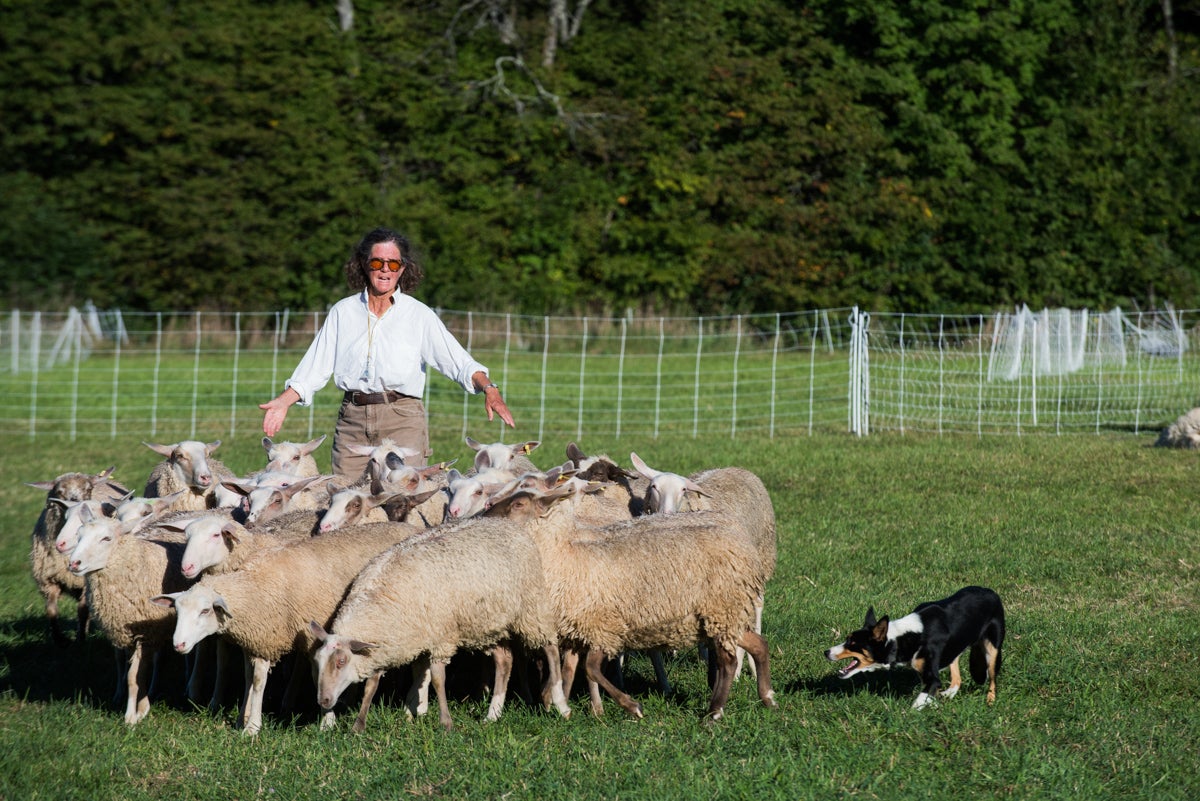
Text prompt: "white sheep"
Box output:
[[630, 454, 777, 681], [67, 507, 195, 724], [221, 473, 332, 527], [465, 436, 541, 473], [53, 492, 181, 557], [317, 485, 438, 534], [564, 442, 649, 519], [445, 467, 517, 520], [373, 452, 456, 527], [261, 435, 326, 476], [485, 484, 777, 721], [345, 438, 422, 486], [308, 516, 572, 732], [1156, 407, 1200, 448], [150, 520, 422, 735], [142, 440, 238, 511], [25, 466, 129, 644]]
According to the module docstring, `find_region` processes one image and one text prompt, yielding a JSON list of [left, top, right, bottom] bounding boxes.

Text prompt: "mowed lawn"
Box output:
[[0, 430, 1197, 800]]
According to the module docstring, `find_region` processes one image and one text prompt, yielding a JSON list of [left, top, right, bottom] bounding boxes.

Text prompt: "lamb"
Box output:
[[67, 507, 194, 724], [25, 466, 129, 644], [150, 520, 422, 735], [484, 484, 776, 721], [630, 454, 777, 680], [465, 436, 541, 473], [308, 516, 572, 732], [175, 515, 310, 580], [142, 440, 238, 511], [1156, 407, 1200, 448], [261, 435, 326, 476]]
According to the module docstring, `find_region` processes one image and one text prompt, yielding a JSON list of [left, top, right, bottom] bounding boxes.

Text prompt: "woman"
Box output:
[[259, 227, 513, 478]]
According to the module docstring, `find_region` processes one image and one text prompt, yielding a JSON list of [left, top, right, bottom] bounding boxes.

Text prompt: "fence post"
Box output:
[[849, 307, 870, 436]]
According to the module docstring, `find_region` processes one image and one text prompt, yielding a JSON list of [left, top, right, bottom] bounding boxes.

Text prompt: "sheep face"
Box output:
[[465, 437, 540, 472], [68, 514, 128, 576], [263, 435, 326, 475], [52, 499, 106, 554], [157, 585, 227, 655], [309, 623, 375, 711], [145, 440, 221, 490], [180, 517, 240, 579]]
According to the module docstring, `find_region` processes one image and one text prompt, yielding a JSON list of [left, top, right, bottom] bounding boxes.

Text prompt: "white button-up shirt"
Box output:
[[284, 290, 488, 405]]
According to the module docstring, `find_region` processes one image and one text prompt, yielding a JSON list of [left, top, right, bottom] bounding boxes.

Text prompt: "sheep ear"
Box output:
[[144, 441, 176, 457], [384, 451, 405, 470], [212, 595, 231, 619], [26, 480, 58, 491], [465, 436, 483, 451], [566, 442, 587, 464], [262, 436, 274, 451], [150, 593, 181, 609], [519, 441, 541, 455], [158, 520, 191, 533], [348, 639, 376, 655], [683, 478, 710, 497], [220, 522, 243, 545], [79, 504, 99, 523], [206, 440, 222, 454], [629, 452, 660, 480], [308, 620, 329, 643], [94, 465, 118, 482], [303, 435, 327, 453]]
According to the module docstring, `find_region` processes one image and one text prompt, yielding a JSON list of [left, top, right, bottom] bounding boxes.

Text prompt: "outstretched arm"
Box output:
[[473, 371, 515, 428], [259, 387, 301, 437]]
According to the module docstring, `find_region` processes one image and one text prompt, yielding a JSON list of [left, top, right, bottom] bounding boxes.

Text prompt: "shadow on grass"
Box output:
[[788, 669, 924, 702]]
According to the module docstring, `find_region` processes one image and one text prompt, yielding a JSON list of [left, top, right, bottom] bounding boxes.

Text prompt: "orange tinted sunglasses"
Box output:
[[368, 258, 404, 272]]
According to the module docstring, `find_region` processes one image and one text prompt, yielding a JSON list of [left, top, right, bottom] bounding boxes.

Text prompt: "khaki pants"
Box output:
[[330, 396, 430, 480]]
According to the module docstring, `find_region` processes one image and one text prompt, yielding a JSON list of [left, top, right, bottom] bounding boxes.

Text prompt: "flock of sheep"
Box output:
[[25, 435, 778, 733]]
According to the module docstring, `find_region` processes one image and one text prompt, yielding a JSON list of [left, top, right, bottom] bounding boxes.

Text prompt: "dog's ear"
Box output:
[[871, 616, 889, 641], [863, 606, 877, 628]]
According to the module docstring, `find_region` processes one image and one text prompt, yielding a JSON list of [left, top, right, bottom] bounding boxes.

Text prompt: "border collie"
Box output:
[[824, 586, 1005, 709]]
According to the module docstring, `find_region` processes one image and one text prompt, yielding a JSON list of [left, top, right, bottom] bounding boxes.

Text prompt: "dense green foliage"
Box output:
[[1, 432, 1199, 799], [2, 1, 1198, 314]]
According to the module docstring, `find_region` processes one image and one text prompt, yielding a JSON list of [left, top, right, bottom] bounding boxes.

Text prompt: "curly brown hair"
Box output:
[[343, 227, 426, 295]]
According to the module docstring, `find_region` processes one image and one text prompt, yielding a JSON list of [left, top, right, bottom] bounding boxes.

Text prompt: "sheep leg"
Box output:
[[242, 656, 272, 735], [186, 638, 213, 705], [124, 642, 153, 725], [111, 646, 127, 705], [351, 670, 384, 733], [208, 639, 235, 714], [560, 646, 581, 697], [405, 656, 431, 719], [74, 597, 90, 646], [42, 585, 69, 646], [486, 643, 513, 722], [428, 659, 454, 731], [584, 648, 643, 719], [539, 643, 571, 718], [280, 652, 310, 718], [650, 649, 672, 696], [734, 596, 765, 683], [705, 642, 737, 722], [737, 630, 776, 708]]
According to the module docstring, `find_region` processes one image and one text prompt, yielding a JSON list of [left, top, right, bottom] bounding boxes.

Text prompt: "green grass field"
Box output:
[[1, 430, 1198, 800]]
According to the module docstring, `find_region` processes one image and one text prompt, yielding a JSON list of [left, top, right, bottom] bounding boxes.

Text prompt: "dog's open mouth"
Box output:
[[838, 658, 860, 677]]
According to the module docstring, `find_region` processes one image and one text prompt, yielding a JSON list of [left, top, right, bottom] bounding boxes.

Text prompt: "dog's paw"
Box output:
[[911, 692, 935, 710], [938, 685, 960, 699]]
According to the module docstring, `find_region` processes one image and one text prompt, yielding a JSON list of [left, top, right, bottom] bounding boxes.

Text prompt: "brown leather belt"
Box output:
[[344, 390, 417, 406]]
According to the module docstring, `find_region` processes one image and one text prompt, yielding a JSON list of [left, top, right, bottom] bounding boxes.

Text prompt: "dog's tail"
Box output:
[[970, 615, 1005, 684]]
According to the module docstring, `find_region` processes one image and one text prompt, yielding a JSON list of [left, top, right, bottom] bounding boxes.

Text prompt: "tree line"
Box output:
[[1, 0, 1197, 315]]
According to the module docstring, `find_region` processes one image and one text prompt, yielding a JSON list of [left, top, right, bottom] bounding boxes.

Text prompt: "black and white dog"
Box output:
[[824, 586, 1005, 709]]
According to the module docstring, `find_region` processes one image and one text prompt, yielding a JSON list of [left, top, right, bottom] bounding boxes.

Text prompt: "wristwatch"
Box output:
[[482, 382, 500, 392]]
